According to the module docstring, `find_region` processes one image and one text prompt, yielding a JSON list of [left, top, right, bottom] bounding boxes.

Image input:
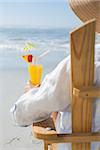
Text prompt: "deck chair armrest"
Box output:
[[32, 126, 100, 143], [73, 86, 100, 98]]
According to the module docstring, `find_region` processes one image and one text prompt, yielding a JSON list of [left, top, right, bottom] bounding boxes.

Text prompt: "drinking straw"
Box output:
[[37, 50, 50, 60]]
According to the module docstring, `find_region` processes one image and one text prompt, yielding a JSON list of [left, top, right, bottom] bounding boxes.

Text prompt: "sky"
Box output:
[[0, 0, 82, 28]]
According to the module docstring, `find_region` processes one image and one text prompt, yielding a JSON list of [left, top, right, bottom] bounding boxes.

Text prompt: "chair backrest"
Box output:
[[70, 19, 96, 150]]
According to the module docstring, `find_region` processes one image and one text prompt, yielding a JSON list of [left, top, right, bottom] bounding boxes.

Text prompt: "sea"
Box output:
[[0, 28, 71, 73], [0, 27, 99, 71]]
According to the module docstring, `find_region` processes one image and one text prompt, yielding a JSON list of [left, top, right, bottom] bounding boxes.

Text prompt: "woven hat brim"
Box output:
[[69, 0, 100, 33]]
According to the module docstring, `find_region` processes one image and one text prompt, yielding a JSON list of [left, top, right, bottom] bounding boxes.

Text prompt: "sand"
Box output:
[[0, 69, 43, 150]]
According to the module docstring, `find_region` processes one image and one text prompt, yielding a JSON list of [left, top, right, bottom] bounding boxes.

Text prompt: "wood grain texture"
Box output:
[[32, 126, 100, 143], [73, 86, 100, 98], [50, 144, 57, 150], [44, 141, 49, 150], [70, 19, 96, 150]]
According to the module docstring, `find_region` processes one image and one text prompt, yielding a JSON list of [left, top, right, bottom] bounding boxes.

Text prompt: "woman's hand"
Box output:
[[24, 81, 40, 93], [24, 80, 34, 93]]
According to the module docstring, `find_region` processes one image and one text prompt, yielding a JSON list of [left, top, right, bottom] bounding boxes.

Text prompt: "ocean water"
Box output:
[[0, 28, 71, 72], [0, 28, 100, 71]]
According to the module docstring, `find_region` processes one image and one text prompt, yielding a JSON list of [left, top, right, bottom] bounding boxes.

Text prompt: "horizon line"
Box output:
[[0, 0, 68, 3], [0, 25, 73, 29]]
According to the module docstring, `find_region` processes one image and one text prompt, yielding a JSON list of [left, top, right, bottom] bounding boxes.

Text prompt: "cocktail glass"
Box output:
[[28, 64, 42, 86]]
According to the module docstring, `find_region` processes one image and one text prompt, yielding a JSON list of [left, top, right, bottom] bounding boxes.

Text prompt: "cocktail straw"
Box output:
[[38, 50, 50, 60], [32, 50, 50, 64]]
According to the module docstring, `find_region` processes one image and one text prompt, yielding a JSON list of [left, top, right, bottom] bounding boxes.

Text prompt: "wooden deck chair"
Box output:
[[32, 19, 100, 150]]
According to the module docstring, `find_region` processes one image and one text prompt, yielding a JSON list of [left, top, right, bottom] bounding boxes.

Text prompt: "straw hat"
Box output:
[[69, 0, 100, 33]]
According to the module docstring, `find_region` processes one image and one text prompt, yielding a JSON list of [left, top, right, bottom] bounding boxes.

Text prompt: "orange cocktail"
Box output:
[[28, 64, 42, 86]]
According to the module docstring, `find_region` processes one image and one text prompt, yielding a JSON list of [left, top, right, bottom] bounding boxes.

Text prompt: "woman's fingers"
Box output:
[[24, 80, 40, 93], [24, 86, 31, 93], [24, 81, 33, 93]]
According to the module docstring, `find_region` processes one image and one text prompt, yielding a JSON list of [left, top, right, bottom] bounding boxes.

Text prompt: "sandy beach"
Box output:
[[0, 69, 44, 150]]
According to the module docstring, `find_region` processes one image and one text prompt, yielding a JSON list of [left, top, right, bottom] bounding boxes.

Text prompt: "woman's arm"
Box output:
[[24, 81, 57, 129], [11, 58, 68, 126]]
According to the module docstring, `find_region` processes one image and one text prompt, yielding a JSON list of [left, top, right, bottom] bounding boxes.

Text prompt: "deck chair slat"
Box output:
[[73, 86, 100, 98], [33, 126, 100, 143], [70, 20, 96, 150]]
